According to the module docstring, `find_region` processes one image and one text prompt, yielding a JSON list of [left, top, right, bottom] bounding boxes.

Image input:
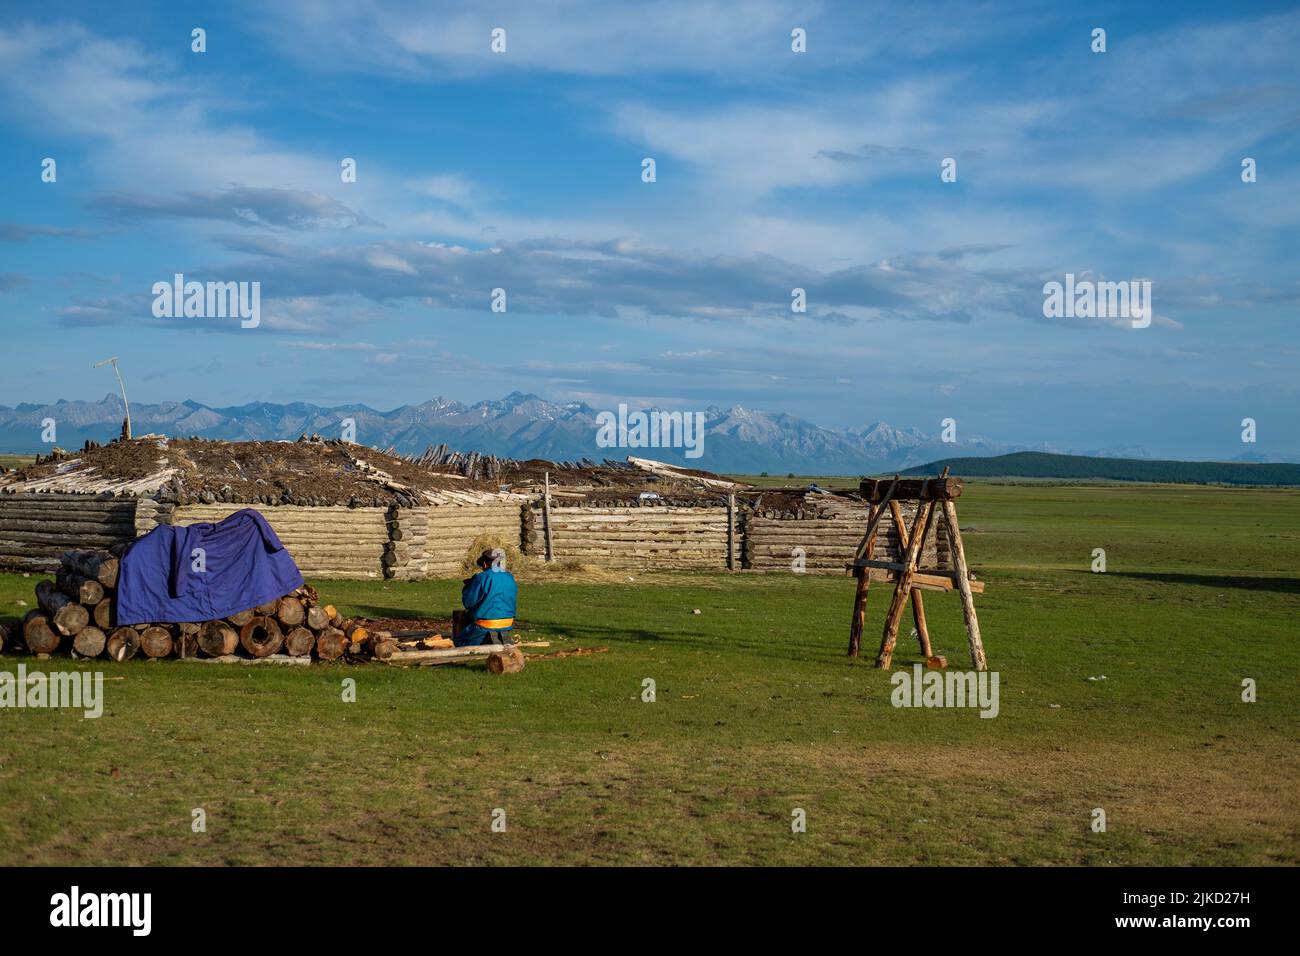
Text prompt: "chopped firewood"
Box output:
[[198, 621, 239, 658], [72, 626, 107, 658], [316, 627, 348, 661], [106, 627, 139, 661], [92, 597, 113, 630], [283, 626, 315, 657], [239, 616, 284, 658], [61, 550, 119, 589], [23, 610, 61, 655], [35, 580, 89, 637], [276, 596, 305, 628], [486, 646, 526, 674], [305, 605, 329, 631], [139, 625, 174, 659]]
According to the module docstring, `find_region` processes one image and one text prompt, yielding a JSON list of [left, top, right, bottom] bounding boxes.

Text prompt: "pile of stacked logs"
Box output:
[[9, 548, 398, 662]]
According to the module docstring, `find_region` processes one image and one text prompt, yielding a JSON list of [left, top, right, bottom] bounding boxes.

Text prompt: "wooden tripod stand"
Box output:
[[846, 471, 988, 671]]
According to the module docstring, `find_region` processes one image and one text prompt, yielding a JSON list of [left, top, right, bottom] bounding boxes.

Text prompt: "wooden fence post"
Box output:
[[542, 471, 554, 562]]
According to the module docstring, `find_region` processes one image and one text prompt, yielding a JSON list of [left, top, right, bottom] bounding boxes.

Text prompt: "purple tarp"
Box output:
[[115, 508, 305, 625]]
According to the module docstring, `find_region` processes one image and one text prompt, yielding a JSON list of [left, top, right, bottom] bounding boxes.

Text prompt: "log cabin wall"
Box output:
[[742, 497, 950, 574], [0, 493, 142, 572], [394, 498, 526, 580], [524, 503, 731, 569], [171, 503, 390, 579]]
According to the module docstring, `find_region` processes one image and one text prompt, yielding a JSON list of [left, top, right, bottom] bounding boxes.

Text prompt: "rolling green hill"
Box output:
[[901, 451, 1300, 485]]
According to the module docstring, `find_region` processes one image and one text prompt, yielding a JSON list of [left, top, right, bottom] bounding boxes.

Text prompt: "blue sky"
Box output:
[[1, 0, 1297, 460]]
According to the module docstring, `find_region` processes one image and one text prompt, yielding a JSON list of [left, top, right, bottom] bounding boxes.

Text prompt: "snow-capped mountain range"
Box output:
[[0, 391, 1133, 473]]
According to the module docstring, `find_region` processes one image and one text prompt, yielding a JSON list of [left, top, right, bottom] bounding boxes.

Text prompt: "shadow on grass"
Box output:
[[1072, 570, 1300, 593]]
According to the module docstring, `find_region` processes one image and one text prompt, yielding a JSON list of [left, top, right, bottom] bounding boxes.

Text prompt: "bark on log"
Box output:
[[23, 611, 60, 654], [343, 621, 369, 644], [228, 608, 255, 627], [315, 627, 348, 661], [35, 580, 89, 636], [198, 620, 239, 657], [72, 626, 107, 658], [93, 597, 113, 630], [283, 626, 315, 657], [486, 646, 526, 674], [239, 616, 284, 658], [175, 629, 200, 659], [106, 627, 140, 661], [276, 597, 305, 628], [56, 571, 104, 606], [254, 601, 279, 616], [370, 637, 398, 660], [61, 550, 119, 588], [139, 625, 174, 658]]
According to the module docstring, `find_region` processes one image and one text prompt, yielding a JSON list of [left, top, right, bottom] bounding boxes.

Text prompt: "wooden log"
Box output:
[[876, 501, 932, 669], [255, 601, 279, 616], [0, 620, 7, 653], [198, 620, 239, 658], [343, 621, 369, 644], [943, 500, 988, 671], [276, 596, 305, 628], [139, 625, 174, 659], [93, 597, 113, 630], [178, 654, 311, 666], [175, 625, 201, 659], [889, 499, 933, 659], [35, 580, 89, 637], [323, 605, 339, 622], [239, 617, 283, 658], [106, 627, 139, 661], [847, 502, 880, 658], [486, 646, 526, 674], [23, 610, 60, 654], [283, 626, 315, 657], [370, 637, 398, 660], [315, 627, 348, 661], [859, 477, 963, 502], [61, 550, 120, 588], [72, 626, 107, 659], [227, 608, 255, 627], [56, 571, 104, 606], [305, 605, 329, 631]]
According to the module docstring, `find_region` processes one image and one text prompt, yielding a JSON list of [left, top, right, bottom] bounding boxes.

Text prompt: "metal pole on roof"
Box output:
[[92, 356, 132, 440]]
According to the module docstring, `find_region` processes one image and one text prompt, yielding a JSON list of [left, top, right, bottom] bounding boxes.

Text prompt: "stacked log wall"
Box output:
[[525, 504, 730, 569], [171, 503, 389, 579], [742, 500, 951, 574], [408, 500, 526, 579], [0, 493, 140, 572]]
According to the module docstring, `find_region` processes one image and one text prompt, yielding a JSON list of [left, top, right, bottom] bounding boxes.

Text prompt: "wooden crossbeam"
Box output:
[[859, 477, 963, 503]]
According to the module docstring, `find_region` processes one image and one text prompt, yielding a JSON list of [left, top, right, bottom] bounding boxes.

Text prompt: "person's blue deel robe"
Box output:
[[456, 567, 518, 646], [116, 508, 305, 624]]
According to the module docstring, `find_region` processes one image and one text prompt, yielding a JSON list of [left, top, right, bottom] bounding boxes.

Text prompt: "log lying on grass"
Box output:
[[35, 580, 89, 637], [23, 610, 60, 655], [239, 616, 283, 658], [72, 625, 107, 659], [315, 626, 348, 661], [198, 620, 239, 658], [486, 646, 526, 674], [139, 625, 174, 659], [106, 627, 139, 661]]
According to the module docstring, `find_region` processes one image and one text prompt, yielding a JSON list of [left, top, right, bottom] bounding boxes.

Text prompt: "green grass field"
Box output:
[[0, 482, 1296, 866]]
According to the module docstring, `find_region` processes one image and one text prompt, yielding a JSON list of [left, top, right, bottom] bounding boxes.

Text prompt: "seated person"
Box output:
[[454, 548, 518, 647]]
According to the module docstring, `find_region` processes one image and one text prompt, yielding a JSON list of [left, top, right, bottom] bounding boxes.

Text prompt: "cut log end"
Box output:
[[239, 617, 284, 658]]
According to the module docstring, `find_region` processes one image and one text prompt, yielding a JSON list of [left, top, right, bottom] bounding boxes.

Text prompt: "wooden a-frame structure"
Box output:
[[846, 470, 988, 671]]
